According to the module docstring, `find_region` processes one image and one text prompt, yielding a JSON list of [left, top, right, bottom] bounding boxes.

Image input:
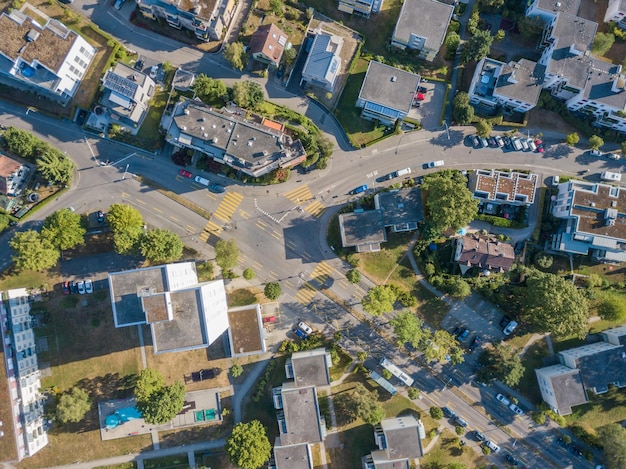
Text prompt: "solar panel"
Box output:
[[104, 72, 138, 98]]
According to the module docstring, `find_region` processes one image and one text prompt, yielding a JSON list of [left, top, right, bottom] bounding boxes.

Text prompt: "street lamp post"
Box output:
[[122, 164, 129, 180], [442, 377, 453, 391]]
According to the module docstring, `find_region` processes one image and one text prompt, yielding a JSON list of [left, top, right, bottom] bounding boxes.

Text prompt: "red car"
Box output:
[[62, 281, 70, 295], [179, 169, 193, 178], [535, 139, 544, 153]]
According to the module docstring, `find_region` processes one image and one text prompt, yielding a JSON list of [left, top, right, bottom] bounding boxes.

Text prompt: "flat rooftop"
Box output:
[[576, 345, 626, 393], [227, 305, 264, 356], [280, 384, 323, 445], [393, 0, 453, 50], [273, 441, 312, 469], [291, 348, 331, 387], [494, 59, 545, 105], [376, 188, 424, 228], [471, 170, 538, 204], [150, 289, 206, 353], [381, 416, 423, 459], [109, 266, 169, 326], [538, 366, 588, 415], [358, 61, 420, 115], [338, 210, 386, 248], [569, 182, 626, 241]]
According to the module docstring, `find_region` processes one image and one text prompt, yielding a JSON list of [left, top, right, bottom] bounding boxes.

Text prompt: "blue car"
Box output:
[[294, 328, 307, 339], [350, 184, 368, 195]]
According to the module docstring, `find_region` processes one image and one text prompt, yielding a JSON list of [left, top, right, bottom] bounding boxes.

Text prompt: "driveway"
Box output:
[[408, 81, 447, 131]]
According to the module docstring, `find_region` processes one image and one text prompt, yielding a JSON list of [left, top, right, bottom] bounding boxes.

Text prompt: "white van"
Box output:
[[512, 138, 523, 151], [520, 139, 529, 151], [601, 171, 622, 182], [396, 167, 412, 177], [485, 440, 501, 453], [194, 176, 210, 186], [528, 139, 537, 152]]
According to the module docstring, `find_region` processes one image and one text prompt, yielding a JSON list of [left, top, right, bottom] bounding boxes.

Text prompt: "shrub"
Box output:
[[430, 406, 443, 419], [407, 387, 420, 399], [264, 282, 281, 300], [534, 252, 554, 269], [532, 412, 546, 425], [455, 425, 465, 435], [424, 263, 436, 276], [346, 269, 361, 284], [243, 268, 255, 280], [398, 291, 417, 307], [230, 364, 243, 377], [382, 369, 392, 380]]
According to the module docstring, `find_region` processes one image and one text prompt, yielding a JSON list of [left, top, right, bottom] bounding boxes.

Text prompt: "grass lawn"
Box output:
[[135, 88, 169, 149], [517, 339, 550, 405], [565, 386, 626, 432], [333, 59, 389, 147], [421, 429, 489, 468], [0, 267, 56, 291], [227, 288, 258, 307], [329, 346, 353, 382], [143, 454, 190, 469], [196, 453, 237, 469]]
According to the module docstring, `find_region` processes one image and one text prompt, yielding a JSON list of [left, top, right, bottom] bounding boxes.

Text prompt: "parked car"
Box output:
[[503, 136, 512, 149], [601, 171, 622, 182], [179, 169, 193, 178], [528, 139, 537, 152], [195, 176, 210, 186], [509, 403, 524, 415], [468, 336, 481, 353], [471, 136, 480, 147], [62, 281, 70, 295], [70, 281, 78, 294], [85, 279, 93, 294], [535, 139, 544, 153], [485, 440, 501, 453], [423, 160, 445, 169], [77, 281, 86, 294], [209, 183, 226, 194], [499, 315, 512, 328], [511, 137, 523, 151], [488, 137, 497, 147], [97, 210, 105, 223], [149, 65, 159, 79], [503, 320, 518, 335], [294, 328, 307, 339], [496, 393, 511, 406], [520, 138, 529, 151], [457, 329, 470, 341], [455, 416, 468, 428], [114, 0, 124, 9], [495, 136, 505, 147], [506, 454, 519, 466], [479, 137, 489, 148], [298, 321, 313, 335], [350, 184, 368, 195], [589, 149, 601, 157], [473, 430, 486, 442], [607, 152, 620, 160], [134, 58, 145, 70], [442, 407, 456, 419]]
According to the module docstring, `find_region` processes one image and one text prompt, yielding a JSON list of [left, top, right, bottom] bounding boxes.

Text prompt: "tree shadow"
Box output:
[[544, 143, 574, 159], [429, 129, 465, 149]]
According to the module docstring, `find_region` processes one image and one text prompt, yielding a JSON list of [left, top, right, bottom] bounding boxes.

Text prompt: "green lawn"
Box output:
[[333, 59, 389, 147], [135, 88, 169, 150], [143, 454, 189, 469], [518, 339, 550, 405], [227, 288, 258, 307], [421, 429, 489, 468], [0, 267, 56, 291], [94, 464, 136, 469], [565, 386, 626, 432]]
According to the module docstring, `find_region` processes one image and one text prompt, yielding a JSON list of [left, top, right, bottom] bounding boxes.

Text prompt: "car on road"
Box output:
[[503, 320, 518, 335], [442, 407, 456, 419], [195, 176, 210, 186], [423, 160, 444, 169], [77, 281, 86, 294], [473, 430, 486, 442], [179, 169, 193, 178], [468, 336, 481, 353], [294, 328, 307, 339], [455, 416, 468, 428], [62, 281, 70, 295], [350, 184, 368, 195], [496, 393, 511, 406], [589, 149, 601, 156], [114, 0, 124, 9], [97, 210, 105, 223], [209, 183, 226, 194], [505, 454, 518, 466], [85, 279, 93, 294], [298, 321, 313, 335], [457, 328, 470, 341], [509, 403, 524, 415], [484, 440, 501, 453]]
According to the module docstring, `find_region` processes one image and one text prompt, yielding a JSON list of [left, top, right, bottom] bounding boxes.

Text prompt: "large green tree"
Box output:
[[334, 383, 384, 426], [215, 238, 239, 272], [41, 208, 85, 251], [423, 330, 464, 364], [135, 368, 185, 425], [107, 204, 144, 255], [10, 230, 60, 271], [224, 42, 247, 71], [3, 127, 40, 160], [362, 285, 397, 316], [422, 170, 479, 236], [475, 119, 493, 138], [135, 368, 165, 402], [231, 81, 265, 110], [452, 92, 474, 125], [37, 148, 75, 185], [596, 292, 626, 321], [598, 423, 626, 469], [588, 135, 604, 150], [477, 343, 525, 386], [390, 311, 428, 349], [461, 29, 493, 63], [139, 229, 183, 264], [226, 420, 272, 469], [592, 32, 615, 56], [523, 269, 589, 338], [192, 74, 227, 104], [56, 387, 91, 424]]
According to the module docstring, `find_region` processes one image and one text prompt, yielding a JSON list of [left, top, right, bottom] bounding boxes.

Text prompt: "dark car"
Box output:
[[62, 281, 70, 295], [69, 281, 78, 294], [455, 416, 468, 428], [209, 183, 226, 194], [503, 136, 512, 149], [468, 336, 481, 353], [457, 329, 470, 341], [473, 430, 486, 442], [417, 86, 428, 93], [442, 407, 456, 419], [505, 454, 518, 466], [499, 315, 512, 328], [76, 109, 87, 125], [134, 58, 145, 71], [488, 137, 498, 147], [97, 211, 105, 223]]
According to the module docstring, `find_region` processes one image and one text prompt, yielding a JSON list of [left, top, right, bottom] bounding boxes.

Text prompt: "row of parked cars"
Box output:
[[62, 280, 93, 295], [470, 135, 544, 153]]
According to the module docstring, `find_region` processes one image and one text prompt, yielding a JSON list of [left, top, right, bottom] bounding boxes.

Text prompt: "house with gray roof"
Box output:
[[374, 188, 424, 232], [108, 262, 229, 354], [286, 348, 332, 387], [551, 180, 626, 262], [362, 415, 424, 468], [270, 441, 313, 469], [536, 325, 626, 415], [468, 57, 545, 113], [300, 29, 343, 91], [101, 62, 155, 133], [390, 0, 453, 61], [272, 382, 326, 445], [526, 0, 581, 22], [338, 210, 386, 252], [356, 61, 421, 126], [163, 100, 306, 178], [605, 0, 626, 28]]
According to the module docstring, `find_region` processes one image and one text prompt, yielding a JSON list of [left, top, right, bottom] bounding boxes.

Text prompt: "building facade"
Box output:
[[300, 30, 343, 91]]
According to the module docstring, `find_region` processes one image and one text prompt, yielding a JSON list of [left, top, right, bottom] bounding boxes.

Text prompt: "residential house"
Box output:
[[0, 154, 25, 196], [605, 0, 626, 28], [536, 325, 626, 415], [108, 262, 229, 354], [454, 235, 516, 274], [163, 100, 306, 178], [551, 180, 626, 262], [468, 57, 545, 113], [526, 0, 581, 23], [469, 170, 538, 206], [0, 8, 96, 104], [338, 210, 386, 252], [249, 24, 288, 68], [272, 382, 326, 445], [390, 0, 454, 61], [337, 0, 383, 17], [300, 30, 343, 91], [374, 188, 424, 232], [0, 288, 49, 460], [356, 61, 421, 125], [285, 348, 332, 387], [100, 63, 155, 133], [270, 441, 313, 469], [136, 0, 236, 41], [362, 415, 425, 469]]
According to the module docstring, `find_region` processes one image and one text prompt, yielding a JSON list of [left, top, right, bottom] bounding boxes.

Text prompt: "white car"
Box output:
[[509, 403, 524, 415], [503, 320, 518, 335], [77, 281, 86, 295], [298, 322, 313, 335], [590, 149, 601, 156], [496, 393, 511, 406], [149, 65, 159, 79], [607, 153, 620, 160], [85, 279, 93, 294]]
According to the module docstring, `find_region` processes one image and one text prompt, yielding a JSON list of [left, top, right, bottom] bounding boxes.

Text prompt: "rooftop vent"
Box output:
[[391, 76, 397, 82], [184, 109, 190, 115], [555, 1, 561, 7], [26, 29, 40, 42], [200, 126, 205, 131], [180, 125, 186, 131], [212, 124, 217, 129]]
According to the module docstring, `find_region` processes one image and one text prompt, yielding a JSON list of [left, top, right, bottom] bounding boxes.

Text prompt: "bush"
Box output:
[[397, 291, 417, 307], [455, 425, 465, 435], [346, 269, 361, 284], [534, 252, 554, 269], [407, 387, 420, 399], [382, 369, 392, 380], [243, 268, 255, 280], [532, 411, 546, 425], [482, 446, 491, 455], [430, 406, 443, 419], [264, 282, 281, 300], [230, 364, 243, 378], [424, 263, 436, 277]]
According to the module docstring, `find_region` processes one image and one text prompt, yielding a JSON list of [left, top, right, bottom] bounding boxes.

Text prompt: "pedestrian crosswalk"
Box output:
[[213, 192, 243, 222], [198, 220, 222, 242], [305, 200, 326, 218], [294, 282, 317, 305], [311, 261, 334, 285], [284, 185, 313, 204]]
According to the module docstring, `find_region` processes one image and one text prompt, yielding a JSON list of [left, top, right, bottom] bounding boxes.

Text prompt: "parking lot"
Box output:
[[408, 81, 447, 131]]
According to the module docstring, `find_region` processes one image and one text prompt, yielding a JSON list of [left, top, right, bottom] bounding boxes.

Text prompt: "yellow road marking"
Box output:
[[135, 198, 147, 205]]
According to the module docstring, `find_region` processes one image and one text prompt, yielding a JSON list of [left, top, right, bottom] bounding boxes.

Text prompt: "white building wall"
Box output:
[[200, 280, 229, 345], [55, 36, 96, 98]]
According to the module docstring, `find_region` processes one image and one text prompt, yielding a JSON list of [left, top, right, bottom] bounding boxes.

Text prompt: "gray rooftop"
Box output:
[[375, 188, 424, 229], [358, 61, 421, 115], [302, 31, 342, 85], [534, 0, 581, 15], [393, 0, 453, 50], [582, 59, 626, 110], [575, 345, 626, 393], [495, 59, 545, 105], [540, 367, 588, 415], [273, 441, 312, 469], [381, 416, 423, 459], [338, 211, 386, 248], [109, 266, 168, 326], [172, 68, 195, 90], [280, 385, 323, 445], [291, 349, 331, 387], [369, 452, 410, 469], [104, 62, 150, 98]]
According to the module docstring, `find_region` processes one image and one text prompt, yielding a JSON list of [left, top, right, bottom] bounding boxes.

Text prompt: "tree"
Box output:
[[243, 268, 256, 280], [139, 381, 186, 425], [444, 32, 460, 53], [192, 74, 227, 103], [362, 285, 397, 316], [232, 81, 264, 110], [477, 343, 525, 386], [518, 15, 546, 40], [224, 42, 247, 71], [139, 229, 183, 264], [452, 92, 474, 125], [226, 421, 272, 469], [442, 277, 471, 299], [135, 368, 165, 402], [390, 311, 428, 349], [107, 204, 144, 233], [282, 47, 297, 66], [346, 269, 361, 284], [357, 351, 367, 362], [231, 363, 244, 377], [523, 269, 589, 338], [37, 148, 75, 185], [10, 230, 60, 271], [334, 383, 384, 426], [461, 30, 493, 63], [422, 170, 479, 236], [534, 252, 553, 269], [588, 135, 604, 150], [566, 132, 580, 146], [475, 119, 492, 138], [596, 292, 626, 321], [598, 424, 626, 469], [494, 29, 505, 41], [264, 282, 281, 300], [114, 228, 143, 255], [423, 330, 464, 364], [215, 238, 239, 272], [269, 0, 283, 16], [56, 387, 91, 424], [41, 208, 85, 251], [592, 32, 615, 56], [430, 406, 443, 419], [3, 127, 39, 160]]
